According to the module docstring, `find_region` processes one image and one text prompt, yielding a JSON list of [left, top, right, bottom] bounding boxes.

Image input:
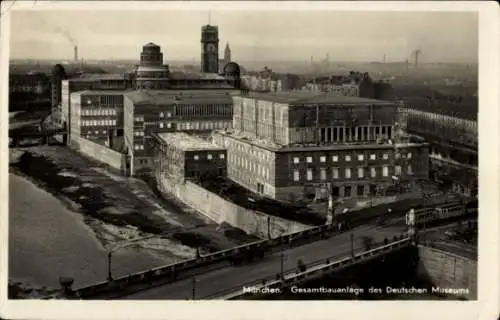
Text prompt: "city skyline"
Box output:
[[10, 10, 478, 63]]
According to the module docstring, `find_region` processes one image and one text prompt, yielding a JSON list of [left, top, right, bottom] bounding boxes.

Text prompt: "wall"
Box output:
[[70, 136, 127, 172], [417, 245, 477, 300], [157, 174, 310, 238]]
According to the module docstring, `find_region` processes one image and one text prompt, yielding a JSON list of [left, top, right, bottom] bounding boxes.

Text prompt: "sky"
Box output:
[[9, 9, 478, 63]]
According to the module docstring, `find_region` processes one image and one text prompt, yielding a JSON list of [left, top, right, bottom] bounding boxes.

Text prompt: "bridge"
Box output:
[[9, 123, 68, 148], [49, 199, 475, 300], [53, 223, 410, 300]]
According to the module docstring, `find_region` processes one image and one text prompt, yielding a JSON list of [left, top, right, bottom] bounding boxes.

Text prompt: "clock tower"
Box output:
[[201, 24, 219, 73]]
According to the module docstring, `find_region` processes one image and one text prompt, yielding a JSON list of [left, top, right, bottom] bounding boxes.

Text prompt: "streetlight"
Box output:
[[192, 277, 197, 300], [280, 246, 284, 280], [350, 233, 355, 258]]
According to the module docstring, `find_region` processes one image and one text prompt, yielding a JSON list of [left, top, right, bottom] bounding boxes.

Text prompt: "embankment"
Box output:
[[157, 174, 311, 238]]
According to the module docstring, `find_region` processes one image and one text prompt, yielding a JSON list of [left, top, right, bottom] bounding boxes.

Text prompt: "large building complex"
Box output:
[[212, 92, 429, 202], [123, 90, 235, 174]]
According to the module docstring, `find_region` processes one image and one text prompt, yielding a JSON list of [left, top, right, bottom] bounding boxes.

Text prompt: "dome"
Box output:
[[51, 64, 66, 76], [143, 42, 160, 48], [223, 62, 240, 75]]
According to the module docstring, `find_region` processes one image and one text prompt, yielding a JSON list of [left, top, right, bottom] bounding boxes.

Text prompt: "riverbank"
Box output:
[[10, 146, 259, 255]]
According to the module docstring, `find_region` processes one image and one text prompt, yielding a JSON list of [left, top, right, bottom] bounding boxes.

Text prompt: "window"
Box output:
[[345, 168, 351, 179], [167, 112, 172, 118], [320, 168, 327, 180], [382, 153, 389, 160], [306, 168, 313, 181], [134, 116, 144, 122], [370, 154, 376, 160], [160, 112, 164, 118], [320, 156, 326, 163], [371, 167, 377, 178], [332, 168, 339, 179], [94, 130, 99, 135], [407, 164, 413, 175], [395, 165, 402, 176], [219, 154, 225, 159], [344, 186, 352, 197], [194, 154, 199, 160], [167, 123, 172, 128], [395, 152, 401, 159], [407, 152, 412, 159], [306, 156, 313, 163], [293, 170, 300, 181], [332, 155, 339, 162], [357, 185, 365, 196], [207, 154, 213, 160], [358, 167, 364, 178], [293, 157, 300, 164], [159, 123, 164, 128], [345, 155, 351, 162], [358, 154, 364, 161], [382, 166, 389, 177]]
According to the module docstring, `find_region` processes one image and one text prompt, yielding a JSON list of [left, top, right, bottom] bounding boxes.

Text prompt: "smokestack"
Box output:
[[74, 46, 78, 62]]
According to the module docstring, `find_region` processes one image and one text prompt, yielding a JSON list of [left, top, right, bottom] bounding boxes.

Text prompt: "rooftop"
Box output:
[[158, 132, 224, 151], [124, 89, 235, 105], [236, 92, 395, 106], [74, 73, 129, 81], [215, 130, 428, 153], [71, 90, 131, 96], [169, 71, 225, 81]]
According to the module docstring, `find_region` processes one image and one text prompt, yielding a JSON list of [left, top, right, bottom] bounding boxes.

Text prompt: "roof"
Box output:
[[169, 71, 225, 81], [143, 42, 160, 48], [71, 90, 130, 96], [124, 90, 234, 105], [158, 132, 225, 151], [236, 92, 395, 106], [215, 130, 427, 153], [73, 73, 129, 81]]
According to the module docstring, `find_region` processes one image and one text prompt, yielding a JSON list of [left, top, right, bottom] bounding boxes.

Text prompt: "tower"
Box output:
[[51, 64, 66, 109], [201, 24, 219, 73], [224, 43, 231, 66]]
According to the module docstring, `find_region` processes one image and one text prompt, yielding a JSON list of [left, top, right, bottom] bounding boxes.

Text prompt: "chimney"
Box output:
[[74, 46, 78, 62]]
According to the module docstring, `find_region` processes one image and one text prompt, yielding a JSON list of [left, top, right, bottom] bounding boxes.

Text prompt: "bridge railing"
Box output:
[[204, 236, 411, 300], [74, 222, 345, 298]]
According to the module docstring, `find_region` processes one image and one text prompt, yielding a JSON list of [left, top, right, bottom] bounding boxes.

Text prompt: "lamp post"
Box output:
[[280, 246, 284, 280], [192, 277, 197, 300], [350, 233, 355, 258], [107, 251, 113, 281]]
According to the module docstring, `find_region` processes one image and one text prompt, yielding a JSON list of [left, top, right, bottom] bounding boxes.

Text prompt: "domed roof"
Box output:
[[51, 64, 66, 76], [224, 62, 240, 74], [143, 42, 160, 48]]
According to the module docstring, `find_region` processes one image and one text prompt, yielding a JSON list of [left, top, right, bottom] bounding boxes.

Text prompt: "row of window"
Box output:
[[81, 119, 117, 127], [177, 121, 230, 131], [319, 125, 393, 143], [81, 108, 117, 116], [230, 154, 271, 180], [84, 130, 108, 136], [192, 153, 225, 161], [134, 144, 145, 150], [292, 165, 413, 182], [292, 152, 412, 164], [134, 131, 145, 137]]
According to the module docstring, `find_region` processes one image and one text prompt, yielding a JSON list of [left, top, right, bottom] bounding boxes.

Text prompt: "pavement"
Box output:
[[120, 224, 409, 300]]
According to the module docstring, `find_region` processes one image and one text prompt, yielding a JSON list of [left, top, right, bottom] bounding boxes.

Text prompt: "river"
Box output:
[[9, 173, 174, 290]]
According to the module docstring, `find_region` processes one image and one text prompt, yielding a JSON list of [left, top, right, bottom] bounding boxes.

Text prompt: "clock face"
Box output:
[[206, 44, 216, 52]]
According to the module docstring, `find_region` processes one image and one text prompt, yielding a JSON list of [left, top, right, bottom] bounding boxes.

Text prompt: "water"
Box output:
[[9, 173, 175, 290]]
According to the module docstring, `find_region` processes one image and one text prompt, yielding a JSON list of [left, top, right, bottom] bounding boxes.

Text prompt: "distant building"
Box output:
[[201, 25, 219, 73], [219, 43, 232, 74], [151, 131, 227, 183], [213, 92, 429, 202], [134, 42, 170, 90], [10, 72, 50, 95]]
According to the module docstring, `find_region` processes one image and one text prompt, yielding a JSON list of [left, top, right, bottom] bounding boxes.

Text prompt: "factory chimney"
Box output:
[[74, 46, 78, 62]]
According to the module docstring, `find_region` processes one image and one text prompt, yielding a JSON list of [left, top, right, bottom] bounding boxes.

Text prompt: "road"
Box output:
[[120, 224, 408, 300]]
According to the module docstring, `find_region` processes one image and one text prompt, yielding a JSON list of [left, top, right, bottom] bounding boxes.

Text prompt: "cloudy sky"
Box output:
[[9, 8, 478, 63]]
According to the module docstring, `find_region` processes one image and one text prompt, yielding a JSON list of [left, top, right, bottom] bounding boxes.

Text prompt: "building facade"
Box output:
[[213, 92, 429, 202], [151, 132, 227, 183]]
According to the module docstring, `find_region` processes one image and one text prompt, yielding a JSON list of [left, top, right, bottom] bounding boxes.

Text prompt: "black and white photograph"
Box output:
[[1, 1, 499, 319]]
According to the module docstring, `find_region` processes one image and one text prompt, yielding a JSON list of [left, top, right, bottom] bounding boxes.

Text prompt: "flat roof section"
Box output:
[[235, 92, 395, 106], [169, 71, 225, 81], [71, 90, 131, 96], [124, 90, 235, 105], [215, 130, 428, 153], [158, 132, 225, 152]]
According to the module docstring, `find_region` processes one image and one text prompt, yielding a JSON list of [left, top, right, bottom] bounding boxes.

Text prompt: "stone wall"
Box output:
[[157, 174, 311, 238], [70, 136, 127, 172], [417, 245, 477, 300]]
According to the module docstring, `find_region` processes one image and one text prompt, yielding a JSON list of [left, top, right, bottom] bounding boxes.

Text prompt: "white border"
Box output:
[[1, 2, 498, 320]]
